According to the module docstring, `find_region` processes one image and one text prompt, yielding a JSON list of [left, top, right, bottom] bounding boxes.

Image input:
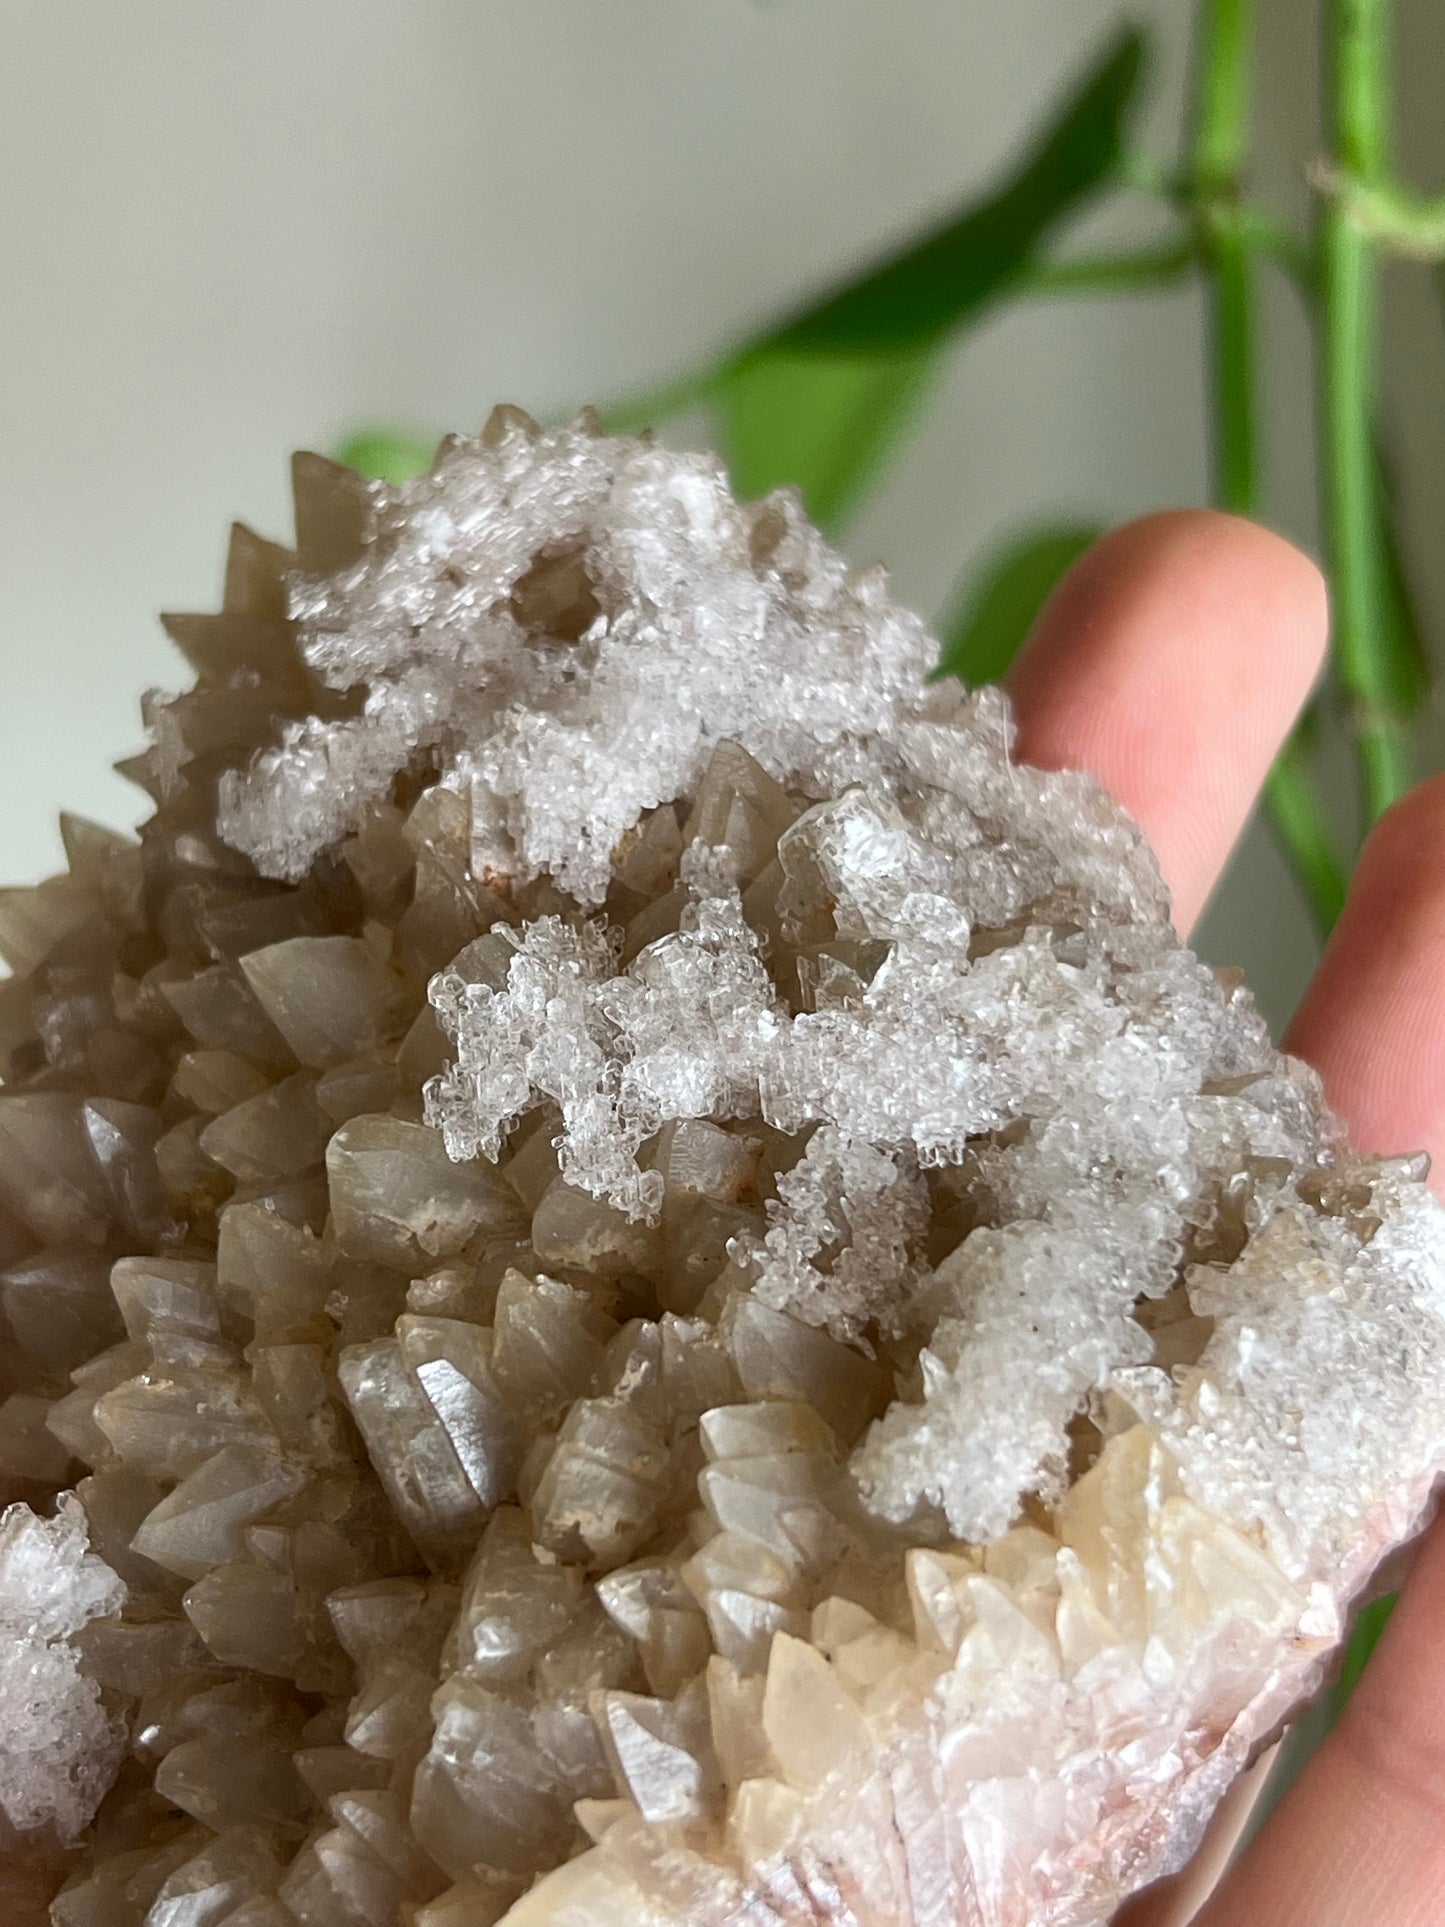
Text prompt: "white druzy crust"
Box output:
[[17, 410, 1445, 1925], [217, 414, 943, 907], [0, 1497, 125, 1843]]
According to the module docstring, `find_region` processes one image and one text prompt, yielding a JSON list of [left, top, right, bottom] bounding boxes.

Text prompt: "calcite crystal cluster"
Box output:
[[3, 411, 1445, 1927]]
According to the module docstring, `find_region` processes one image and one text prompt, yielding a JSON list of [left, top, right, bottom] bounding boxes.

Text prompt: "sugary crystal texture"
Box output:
[[1, 410, 1442, 1926], [0, 1497, 125, 1842]]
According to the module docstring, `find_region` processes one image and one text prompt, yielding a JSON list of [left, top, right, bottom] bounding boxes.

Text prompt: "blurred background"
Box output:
[[3, 0, 1444, 1034]]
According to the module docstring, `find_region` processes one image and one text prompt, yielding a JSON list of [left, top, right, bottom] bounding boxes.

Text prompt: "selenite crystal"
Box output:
[[3, 407, 1445, 1926]]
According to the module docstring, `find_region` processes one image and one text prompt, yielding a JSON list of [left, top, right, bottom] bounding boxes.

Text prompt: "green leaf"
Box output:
[[335, 431, 435, 485], [696, 27, 1147, 532], [764, 26, 1148, 355], [713, 348, 933, 533], [934, 523, 1101, 685], [597, 372, 716, 437], [1335, 1592, 1397, 1709]]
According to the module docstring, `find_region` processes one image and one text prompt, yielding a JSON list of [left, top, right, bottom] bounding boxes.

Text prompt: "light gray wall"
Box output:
[[1, 2, 1439, 1033]]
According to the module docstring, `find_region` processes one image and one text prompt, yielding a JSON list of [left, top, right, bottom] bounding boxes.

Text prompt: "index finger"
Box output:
[[1007, 510, 1328, 936]]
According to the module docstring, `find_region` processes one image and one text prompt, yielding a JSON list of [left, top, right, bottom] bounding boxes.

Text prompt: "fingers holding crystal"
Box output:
[[1007, 511, 1329, 936]]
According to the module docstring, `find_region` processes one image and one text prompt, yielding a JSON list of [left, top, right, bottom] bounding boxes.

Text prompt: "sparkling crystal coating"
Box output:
[[0, 1497, 126, 1841], [214, 420, 938, 907], [3, 410, 1444, 1927]]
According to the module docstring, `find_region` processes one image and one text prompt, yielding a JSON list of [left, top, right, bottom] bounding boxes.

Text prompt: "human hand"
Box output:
[[1006, 510, 1445, 1927]]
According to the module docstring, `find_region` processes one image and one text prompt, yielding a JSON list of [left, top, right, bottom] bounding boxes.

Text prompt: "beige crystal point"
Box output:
[[5, 411, 1445, 1926]]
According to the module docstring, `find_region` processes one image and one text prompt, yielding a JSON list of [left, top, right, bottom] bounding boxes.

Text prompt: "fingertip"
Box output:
[[1353, 768, 1445, 906], [1007, 511, 1328, 935], [1286, 772, 1445, 1184], [1018, 510, 1327, 666]]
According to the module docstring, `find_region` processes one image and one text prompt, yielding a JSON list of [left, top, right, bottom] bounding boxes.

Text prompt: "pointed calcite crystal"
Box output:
[[3, 409, 1445, 1925]]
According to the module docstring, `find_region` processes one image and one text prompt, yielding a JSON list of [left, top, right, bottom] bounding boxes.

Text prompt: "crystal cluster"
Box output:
[[0, 1498, 126, 1842], [2, 410, 1444, 1927]]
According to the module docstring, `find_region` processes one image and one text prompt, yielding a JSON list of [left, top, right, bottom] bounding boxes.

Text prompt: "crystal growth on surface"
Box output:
[[2, 409, 1444, 1926], [0, 1497, 126, 1842], [211, 416, 939, 905]]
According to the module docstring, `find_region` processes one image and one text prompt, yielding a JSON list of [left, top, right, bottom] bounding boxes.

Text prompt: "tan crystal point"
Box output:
[[130, 1446, 306, 1580], [6, 414, 1445, 1927], [239, 935, 409, 1068], [327, 1113, 526, 1268]]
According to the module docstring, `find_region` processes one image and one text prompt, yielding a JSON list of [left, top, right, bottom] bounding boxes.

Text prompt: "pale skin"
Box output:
[[1009, 510, 1445, 1927], [5, 510, 1443, 1924]]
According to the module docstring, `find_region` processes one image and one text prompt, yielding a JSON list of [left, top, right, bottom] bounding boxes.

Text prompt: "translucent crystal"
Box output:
[[396, 1313, 525, 1511], [129, 1446, 306, 1581], [761, 1632, 867, 1791], [337, 1338, 491, 1566], [2, 1248, 123, 1379], [595, 1682, 718, 1822], [109, 1258, 229, 1368], [412, 1870, 525, 1927], [488, 1271, 613, 1422], [238, 936, 409, 1070], [198, 1071, 330, 1186], [428, 887, 784, 1224], [0, 1392, 74, 1492], [153, 1724, 309, 1833], [409, 1673, 580, 1878], [182, 1561, 310, 1678], [0, 1095, 117, 1246], [743, 1126, 930, 1343], [137, 1825, 285, 1927], [327, 1114, 526, 1270]]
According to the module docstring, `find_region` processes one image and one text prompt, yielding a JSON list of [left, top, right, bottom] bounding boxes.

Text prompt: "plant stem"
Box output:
[[1194, 0, 1254, 192], [1237, 208, 1320, 296], [1191, 0, 1348, 932], [1322, 0, 1410, 824], [1323, 172, 1445, 256], [1022, 241, 1197, 296], [1193, 0, 1257, 517]]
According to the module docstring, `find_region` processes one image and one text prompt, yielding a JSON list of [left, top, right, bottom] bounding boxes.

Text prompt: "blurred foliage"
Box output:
[[1335, 1592, 1398, 1708], [702, 29, 1143, 530], [336, 431, 435, 486], [711, 350, 932, 537], [343, 28, 1147, 542], [764, 33, 1143, 355], [613, 28, 1147, 535], [934, 524, 1102, 688]]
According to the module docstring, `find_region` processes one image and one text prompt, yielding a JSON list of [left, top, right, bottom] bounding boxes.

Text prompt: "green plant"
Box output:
[[340, 0, 1445, 1721]]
